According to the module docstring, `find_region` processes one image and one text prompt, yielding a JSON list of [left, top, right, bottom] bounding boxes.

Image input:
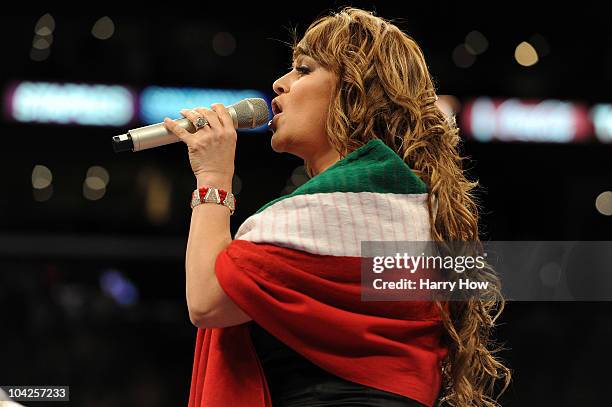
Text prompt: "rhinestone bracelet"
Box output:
[[190, 185, 235, 215]]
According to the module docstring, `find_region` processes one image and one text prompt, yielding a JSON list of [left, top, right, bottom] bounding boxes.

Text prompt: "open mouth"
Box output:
[[271, 99, 283, 116]]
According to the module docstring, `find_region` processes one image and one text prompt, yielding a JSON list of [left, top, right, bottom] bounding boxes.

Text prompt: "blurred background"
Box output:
[[0, 2, 610, 406]]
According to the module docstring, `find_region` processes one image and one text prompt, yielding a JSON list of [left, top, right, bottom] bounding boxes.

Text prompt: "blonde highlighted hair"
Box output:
[[291, 7, 511, 406]]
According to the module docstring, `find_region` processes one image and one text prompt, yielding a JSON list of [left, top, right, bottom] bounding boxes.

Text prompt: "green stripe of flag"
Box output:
[[256, 139, 427, 214]]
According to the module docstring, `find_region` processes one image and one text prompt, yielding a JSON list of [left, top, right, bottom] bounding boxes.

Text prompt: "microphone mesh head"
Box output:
[[233, 98, 270, 128]]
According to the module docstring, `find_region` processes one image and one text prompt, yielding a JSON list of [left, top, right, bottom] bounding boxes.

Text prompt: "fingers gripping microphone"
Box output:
[[112, 98, 270, 153]]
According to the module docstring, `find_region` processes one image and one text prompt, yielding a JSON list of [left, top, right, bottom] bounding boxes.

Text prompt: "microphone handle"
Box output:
[[118, 118, 194, 152], [112, 107, 239, 153]]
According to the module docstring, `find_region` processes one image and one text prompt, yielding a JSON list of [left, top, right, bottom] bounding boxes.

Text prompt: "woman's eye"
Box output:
[[296, 66, 310, 75]]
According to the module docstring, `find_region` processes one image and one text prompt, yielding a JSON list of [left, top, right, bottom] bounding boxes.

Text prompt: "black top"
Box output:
[[249, 321, 427, 407]]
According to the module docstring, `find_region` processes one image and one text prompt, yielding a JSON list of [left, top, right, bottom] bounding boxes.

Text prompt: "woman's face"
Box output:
[[271, 54, 340, 175]]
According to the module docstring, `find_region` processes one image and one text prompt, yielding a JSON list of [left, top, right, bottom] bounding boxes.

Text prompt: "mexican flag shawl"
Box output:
[[188, 138, 448, 407]]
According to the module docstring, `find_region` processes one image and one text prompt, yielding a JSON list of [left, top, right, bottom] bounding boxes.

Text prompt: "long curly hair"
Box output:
[[291, 7, 511, 406]]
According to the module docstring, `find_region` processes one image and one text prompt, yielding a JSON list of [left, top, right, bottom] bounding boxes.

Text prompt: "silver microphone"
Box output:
[[112, 98, 270, 152]]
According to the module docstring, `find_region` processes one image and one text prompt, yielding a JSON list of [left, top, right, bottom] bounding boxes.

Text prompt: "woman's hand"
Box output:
[[163, 104, 236, 190]]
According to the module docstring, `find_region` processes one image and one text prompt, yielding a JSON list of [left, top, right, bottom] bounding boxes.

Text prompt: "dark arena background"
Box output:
[[0, 2, 610, 406]]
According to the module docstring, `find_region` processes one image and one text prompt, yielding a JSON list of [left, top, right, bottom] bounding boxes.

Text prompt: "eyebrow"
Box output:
[[292, 55, 313, 67]]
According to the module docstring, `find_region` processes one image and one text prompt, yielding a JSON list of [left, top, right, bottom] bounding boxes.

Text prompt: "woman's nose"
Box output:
[[273, 73, 290, 95]]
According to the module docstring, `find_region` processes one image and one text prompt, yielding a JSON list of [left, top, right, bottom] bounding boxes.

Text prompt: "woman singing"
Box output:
[[163, 7, 511, 407]]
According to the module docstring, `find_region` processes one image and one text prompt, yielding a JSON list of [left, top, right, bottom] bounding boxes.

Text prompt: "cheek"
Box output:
[[293, 89, 330, 126], [291, 104, 327, 139], [284, 75, 334, 139]]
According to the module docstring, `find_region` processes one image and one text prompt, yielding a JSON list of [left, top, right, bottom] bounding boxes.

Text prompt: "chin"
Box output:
[[270, 130, 302, 158], [270, 132, 283, 153], [270, 132, 286, 153]]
